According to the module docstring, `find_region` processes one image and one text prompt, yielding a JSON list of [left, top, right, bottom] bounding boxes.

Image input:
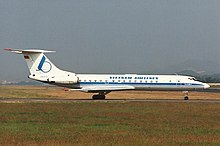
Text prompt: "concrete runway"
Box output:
[[0, 97, 220, 103], [200, 88, 220, 93]]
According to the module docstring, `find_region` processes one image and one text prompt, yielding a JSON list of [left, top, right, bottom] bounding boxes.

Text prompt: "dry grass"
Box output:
[[0, 85, 220, 100]]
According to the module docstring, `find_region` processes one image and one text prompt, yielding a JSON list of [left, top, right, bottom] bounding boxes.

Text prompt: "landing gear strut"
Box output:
[[183, 91, 189, 100], [92, 91, 111, 100]]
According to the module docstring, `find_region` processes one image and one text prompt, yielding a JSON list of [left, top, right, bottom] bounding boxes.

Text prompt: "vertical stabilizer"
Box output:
[[4, 48, 78, 83]]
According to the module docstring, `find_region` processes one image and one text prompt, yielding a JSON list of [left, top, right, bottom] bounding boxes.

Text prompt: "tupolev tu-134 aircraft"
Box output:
[[5, 48, 210, 100]]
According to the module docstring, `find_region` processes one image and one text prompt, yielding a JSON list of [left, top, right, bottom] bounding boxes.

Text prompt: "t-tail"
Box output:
[[4, 48, 78, 84]]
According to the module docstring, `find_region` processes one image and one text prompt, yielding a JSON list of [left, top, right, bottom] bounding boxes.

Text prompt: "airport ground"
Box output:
[[0, 85, 220, 100], [0, 85, 219, 145]]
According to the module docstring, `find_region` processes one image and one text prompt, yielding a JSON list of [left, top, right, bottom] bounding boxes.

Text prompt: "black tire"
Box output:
[[92, 95, 105, 100], [184, 96, 189, 100]]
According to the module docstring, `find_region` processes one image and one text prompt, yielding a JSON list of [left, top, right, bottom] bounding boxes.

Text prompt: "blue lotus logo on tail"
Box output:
[[37, 55, 52, 73]]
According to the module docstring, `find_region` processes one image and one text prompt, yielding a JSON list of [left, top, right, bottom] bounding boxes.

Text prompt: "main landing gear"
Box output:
[[92, 91, 111, 100], [183, 91, 189, 100]]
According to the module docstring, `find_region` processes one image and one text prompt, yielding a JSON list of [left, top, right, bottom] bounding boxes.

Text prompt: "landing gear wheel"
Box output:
[[184, 96, 189, 100], [92, 95, 106, 100], [183, 91, 189, 100]]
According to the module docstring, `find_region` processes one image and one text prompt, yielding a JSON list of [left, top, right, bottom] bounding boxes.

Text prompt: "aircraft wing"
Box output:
[[72, 85, 135, 92]]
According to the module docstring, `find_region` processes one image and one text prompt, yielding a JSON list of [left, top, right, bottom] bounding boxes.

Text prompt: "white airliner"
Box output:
[[5, 48, 210, 100]]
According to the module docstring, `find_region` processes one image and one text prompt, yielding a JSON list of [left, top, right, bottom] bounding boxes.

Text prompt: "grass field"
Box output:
[[0, 86, 220, 145], [0, 102, 219, 145]]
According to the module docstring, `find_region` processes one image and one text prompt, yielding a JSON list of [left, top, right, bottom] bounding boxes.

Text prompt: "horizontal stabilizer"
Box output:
[[4, 48, 55, 54]]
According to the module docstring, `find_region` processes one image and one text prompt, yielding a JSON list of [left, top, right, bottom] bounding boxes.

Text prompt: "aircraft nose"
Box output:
[[203, 83, 210, 89]]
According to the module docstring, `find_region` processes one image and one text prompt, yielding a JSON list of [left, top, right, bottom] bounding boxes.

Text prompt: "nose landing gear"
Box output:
[[183, 91, 189, 100], [184, 96, 189, 100]]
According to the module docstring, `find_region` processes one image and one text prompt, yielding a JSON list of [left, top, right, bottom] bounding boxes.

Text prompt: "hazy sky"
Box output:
[[1, 0, 220, 81]]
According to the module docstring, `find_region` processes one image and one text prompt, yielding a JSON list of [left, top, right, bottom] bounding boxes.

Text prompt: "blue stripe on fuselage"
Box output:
[[79, 82, 202, 86]]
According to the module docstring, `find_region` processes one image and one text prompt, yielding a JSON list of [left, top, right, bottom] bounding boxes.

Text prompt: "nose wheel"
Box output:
[[184, 96, 189, 100], [183, 91, 189, 100]]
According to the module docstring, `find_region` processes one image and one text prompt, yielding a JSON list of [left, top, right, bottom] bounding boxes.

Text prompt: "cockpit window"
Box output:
[[188, 77, 198, 81]]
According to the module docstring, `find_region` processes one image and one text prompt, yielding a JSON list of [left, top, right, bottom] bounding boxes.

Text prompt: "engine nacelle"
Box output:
[[48, 72, 78, 84]]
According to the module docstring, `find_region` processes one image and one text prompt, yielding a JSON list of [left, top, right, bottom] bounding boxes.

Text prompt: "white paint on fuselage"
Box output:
[[74, 74, 208, 91]]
